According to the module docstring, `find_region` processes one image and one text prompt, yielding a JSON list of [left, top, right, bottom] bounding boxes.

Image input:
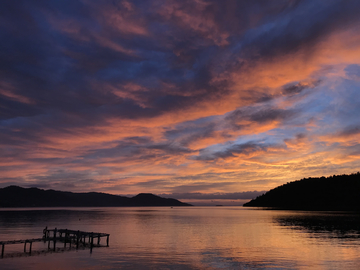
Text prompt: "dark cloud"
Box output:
[[296, 133, 306, 140], [82, 136, 193, 162], [0, 0, 356, 130], [250, 109, 296, 123], [193, 141, 274, 161], [237, 0, 360, 60], [165, 118, 217, 147], [283, 84, 308, 95], [2, 0, 356, 126], [134, 180, 170, 188], [282, 80, 321, 96], [284, 132, 307, 144], [0, 169, 98, 191], [338, 126, 360, 137], [225, 106, 298, 130]]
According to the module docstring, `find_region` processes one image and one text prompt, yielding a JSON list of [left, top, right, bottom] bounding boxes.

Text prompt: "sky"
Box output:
[[1, 0, 360, 205]]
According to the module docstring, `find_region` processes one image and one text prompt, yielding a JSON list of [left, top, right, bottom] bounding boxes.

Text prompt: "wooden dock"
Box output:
[[0, 227, 109, 258]]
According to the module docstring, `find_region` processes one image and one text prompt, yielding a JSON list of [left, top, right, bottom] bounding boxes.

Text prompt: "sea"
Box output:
[[1, 206, 360, 269]]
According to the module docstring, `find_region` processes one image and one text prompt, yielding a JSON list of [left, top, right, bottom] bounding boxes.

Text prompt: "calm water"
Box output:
[[1, 207, 360, 269]]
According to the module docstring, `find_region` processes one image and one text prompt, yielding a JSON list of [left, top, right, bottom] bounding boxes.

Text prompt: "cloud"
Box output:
[[1, 0, 360, 194], [338, 125, 360, 138], [345, 64, 360, 80], [281, 80, 321, 96], [167, 181, 236, 193], [192, 140, 285, 161], [227, 107, 297, 127]]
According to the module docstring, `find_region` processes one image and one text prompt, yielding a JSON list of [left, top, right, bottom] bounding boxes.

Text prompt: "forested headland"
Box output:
[[0, 186, 192, 207], [243, 172, 360, 210]]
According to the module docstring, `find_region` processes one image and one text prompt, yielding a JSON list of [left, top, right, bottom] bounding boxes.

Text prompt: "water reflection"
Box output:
[[275, 212, 360, 240], [1, 208, 360, 269], [0, 209, 108, 227], [1, 245, 103, 260]]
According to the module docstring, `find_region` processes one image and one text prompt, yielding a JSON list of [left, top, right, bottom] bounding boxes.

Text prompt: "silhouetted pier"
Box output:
[[0, 227, 109, 258]]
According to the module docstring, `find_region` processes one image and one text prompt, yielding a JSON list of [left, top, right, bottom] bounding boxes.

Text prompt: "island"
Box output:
[[243, 172, 360, 211], [0, 186, 192, 207]]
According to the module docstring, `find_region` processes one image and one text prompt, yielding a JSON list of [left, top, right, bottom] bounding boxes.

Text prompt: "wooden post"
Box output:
[[29, 242, 32, 254], [90, 233, 93, 253], [1, 244, 4, 258], [76, 231, 80, 249], [43, 226, 48, 242], [97, 236, 100, 245], [106, 235, 109, 247], [24, 241, 27, 253], [64, 230, 67, 248], [53, 228, 57, 251], [68, 239, 71, 249]]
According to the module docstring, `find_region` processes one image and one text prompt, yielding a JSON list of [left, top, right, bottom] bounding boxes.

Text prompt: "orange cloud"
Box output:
[[0, 82, 35, 104]]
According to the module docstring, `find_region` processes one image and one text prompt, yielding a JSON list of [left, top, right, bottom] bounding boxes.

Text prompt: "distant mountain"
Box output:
[[0, 186, 192, 207], [243, 172, 360, 210]]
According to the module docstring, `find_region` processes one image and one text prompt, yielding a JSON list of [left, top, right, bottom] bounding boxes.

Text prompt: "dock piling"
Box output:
[[64, 229, 67, 248], [90, 232, 94, 253], [76, 231, 80, 249], [53, 228, 57, 251]]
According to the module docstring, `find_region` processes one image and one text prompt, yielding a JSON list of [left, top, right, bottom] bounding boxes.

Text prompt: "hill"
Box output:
[[0, 186, 192, 207], [243, 172, 360, 210]]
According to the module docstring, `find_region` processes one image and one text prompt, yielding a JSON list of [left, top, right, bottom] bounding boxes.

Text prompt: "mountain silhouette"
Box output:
[[243, 172, 360, 210], [0, 186, 192, 207]]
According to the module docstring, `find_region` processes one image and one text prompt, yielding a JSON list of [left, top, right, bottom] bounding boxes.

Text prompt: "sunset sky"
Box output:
[[1, 0, 360, 205]]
